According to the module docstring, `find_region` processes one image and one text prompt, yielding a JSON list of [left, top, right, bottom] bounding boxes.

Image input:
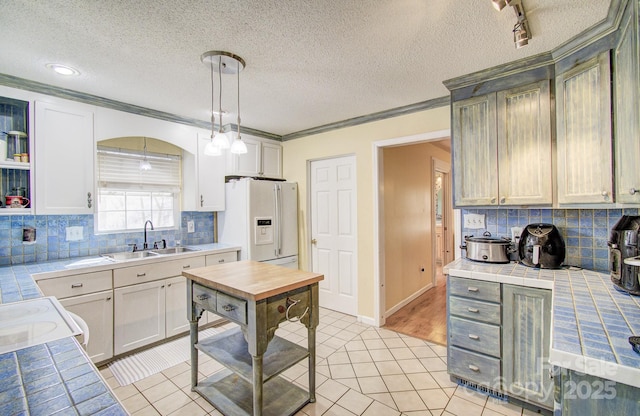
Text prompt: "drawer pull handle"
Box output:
[[183, 265, 191, 269], [222, 304, 236, 312], [468, 364, 480, 372], [71, 283, 83, 288], [106, 297, 112, 301], [218, 259, 225, 263], [467, 287, 479, 292], [468, 334, 480, 340], [467, 307, 479, 313], [197, 294, 209, 301], [137, 273, 146, 277]]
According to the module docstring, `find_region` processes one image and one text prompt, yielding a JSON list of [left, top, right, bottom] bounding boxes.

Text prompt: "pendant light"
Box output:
[[201, 51, 246, 155], [139, 137, 152, 171], [229, 57, 247, 155]]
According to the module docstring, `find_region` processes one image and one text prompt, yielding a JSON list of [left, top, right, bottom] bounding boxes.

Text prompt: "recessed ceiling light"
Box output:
[[45, 63, 80, 76]]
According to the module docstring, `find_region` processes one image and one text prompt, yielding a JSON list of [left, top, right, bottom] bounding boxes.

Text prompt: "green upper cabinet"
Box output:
[[452, 94, 498, 206], [452, 81, 552, 207], [555, 52, 613, 205], [613, 0, 640, 203]]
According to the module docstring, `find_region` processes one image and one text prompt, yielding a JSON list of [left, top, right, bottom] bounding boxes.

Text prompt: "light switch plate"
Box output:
[[463, 213, 485, 229], [65, 226, 83, 241], [187, 220, 195, 233]]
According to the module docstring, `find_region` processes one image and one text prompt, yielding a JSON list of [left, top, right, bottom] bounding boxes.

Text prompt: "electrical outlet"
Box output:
[[463, 214, 486, 229], [66, 226, 83, 241], [187, 220, 195, 233]]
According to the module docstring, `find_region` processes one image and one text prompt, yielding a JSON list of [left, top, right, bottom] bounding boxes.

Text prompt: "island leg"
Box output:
[[190, 320, 199, 391], [308, 326, 316, 402], [252, 354, 264, 416]]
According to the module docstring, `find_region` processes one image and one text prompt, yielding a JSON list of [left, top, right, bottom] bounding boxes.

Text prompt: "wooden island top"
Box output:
[[182, 260, 324, 301]]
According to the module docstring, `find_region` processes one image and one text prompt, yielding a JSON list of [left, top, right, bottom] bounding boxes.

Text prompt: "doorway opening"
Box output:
[[373, 130, 456, 345]]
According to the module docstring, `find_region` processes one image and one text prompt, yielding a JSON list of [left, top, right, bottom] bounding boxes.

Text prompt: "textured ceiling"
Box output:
[[0, 1, 612, 137]]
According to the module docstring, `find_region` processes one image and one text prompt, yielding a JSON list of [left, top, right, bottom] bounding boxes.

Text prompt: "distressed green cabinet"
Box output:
[[502, 284, 553, 409], [613, 0, 640, 203], [554, 367, 640, 415], [447, 277, 554, 411], [556, 52, 613, 205], [452, 81, 552, 207]]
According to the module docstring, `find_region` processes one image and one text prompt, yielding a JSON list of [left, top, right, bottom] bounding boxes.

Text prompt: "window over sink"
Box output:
[[96, 137, 181, 233]]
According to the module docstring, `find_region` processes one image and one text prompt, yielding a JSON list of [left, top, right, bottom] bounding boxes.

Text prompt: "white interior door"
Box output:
[[310, 156, 357, 315]]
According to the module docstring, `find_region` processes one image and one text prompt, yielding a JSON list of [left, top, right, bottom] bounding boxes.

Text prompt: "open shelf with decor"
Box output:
[[0, 96, 32, 212]]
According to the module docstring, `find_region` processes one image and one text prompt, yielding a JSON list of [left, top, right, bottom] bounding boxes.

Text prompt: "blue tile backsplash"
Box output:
[[461, 208, 640, 273], [0, 211, 215, 266]]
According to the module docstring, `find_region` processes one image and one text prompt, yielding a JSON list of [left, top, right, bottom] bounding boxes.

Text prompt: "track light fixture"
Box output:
[[492, 0, 531, 48]]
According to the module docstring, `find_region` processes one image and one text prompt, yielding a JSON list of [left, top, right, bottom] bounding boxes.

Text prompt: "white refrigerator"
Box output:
[[218, 178, 299, 268]]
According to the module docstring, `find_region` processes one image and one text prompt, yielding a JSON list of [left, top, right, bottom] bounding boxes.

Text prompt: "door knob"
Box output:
[[311, 238, 317, 245]]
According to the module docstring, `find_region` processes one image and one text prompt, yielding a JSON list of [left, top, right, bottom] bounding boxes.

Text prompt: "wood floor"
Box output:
[[383, 268, 447, 345]]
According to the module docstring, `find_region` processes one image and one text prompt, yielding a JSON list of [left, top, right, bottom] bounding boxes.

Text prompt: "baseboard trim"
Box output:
[[385, 282, 434, 317]]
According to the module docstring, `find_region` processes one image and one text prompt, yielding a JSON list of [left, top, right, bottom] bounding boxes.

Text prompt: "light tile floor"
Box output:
[[100, 308, 539, 416]]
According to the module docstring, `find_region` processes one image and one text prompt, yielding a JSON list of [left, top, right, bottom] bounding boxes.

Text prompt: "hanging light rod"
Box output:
[[491, 0, 531, 48], [201, 50, 247, 155]]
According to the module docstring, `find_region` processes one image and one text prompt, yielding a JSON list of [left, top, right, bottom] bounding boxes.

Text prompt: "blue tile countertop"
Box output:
[[0, 243, 240, 415], [444, 258, 640, 389]]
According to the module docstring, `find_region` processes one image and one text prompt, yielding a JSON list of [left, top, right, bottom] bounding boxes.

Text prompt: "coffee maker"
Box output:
[[608, 215, 640, 295]]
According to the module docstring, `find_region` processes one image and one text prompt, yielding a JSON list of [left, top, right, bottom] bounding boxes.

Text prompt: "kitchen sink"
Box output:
[[102, 251, 162, 261], [150, 247, 197, 255]]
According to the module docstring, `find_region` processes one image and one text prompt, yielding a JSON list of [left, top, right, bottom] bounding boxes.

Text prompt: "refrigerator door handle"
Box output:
[[275, 184, 282, 256]]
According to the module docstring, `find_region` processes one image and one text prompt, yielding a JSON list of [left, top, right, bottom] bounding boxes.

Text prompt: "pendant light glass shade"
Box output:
[[203, 139, 222, 156], [230, 137, 248, 154]]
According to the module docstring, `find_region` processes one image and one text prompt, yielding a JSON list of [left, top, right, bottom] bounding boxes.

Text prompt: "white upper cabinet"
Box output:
[[227, 135, 282, 179], [613, 0, 640, 203], [35, 101, 95, 214], [556, 52, 613, 205], [452, 81, 552, 207], [196, 133, 225, 211]]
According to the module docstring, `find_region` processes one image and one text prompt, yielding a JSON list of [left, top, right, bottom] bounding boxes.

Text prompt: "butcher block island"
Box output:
[[182, 260, 324, 416]]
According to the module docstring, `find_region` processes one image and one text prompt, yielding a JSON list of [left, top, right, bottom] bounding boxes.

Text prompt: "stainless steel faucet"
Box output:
[[144, 220, 154, 249]]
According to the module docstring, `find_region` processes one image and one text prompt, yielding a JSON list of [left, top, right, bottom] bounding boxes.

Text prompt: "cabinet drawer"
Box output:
[[449, 346, 501, 388], [449, 277, 500, 303], [449, 316, 500, 357], [37, 270, 112, 299], [193, 283, 217, 312], [449, 296, 501, 324], [216, 291, 247, 324], [205, 251, 237, 266], [114, 256, 206, 287]]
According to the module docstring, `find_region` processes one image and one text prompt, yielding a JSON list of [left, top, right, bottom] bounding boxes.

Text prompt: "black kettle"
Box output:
[[518, 223, 566, 269]]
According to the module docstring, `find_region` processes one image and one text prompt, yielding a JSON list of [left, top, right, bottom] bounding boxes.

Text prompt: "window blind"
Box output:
[[97, 147, 181, 191]]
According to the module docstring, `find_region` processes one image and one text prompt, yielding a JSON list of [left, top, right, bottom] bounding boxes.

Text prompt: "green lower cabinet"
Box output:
[[502, 285, 554, 409], [554, 367, 640, 415]]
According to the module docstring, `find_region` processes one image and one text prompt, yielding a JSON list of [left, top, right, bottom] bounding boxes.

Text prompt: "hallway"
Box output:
[[383, 268, 447, 345]]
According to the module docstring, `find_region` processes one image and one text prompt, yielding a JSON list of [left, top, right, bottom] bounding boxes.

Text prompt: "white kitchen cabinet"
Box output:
[[34, 101, 95, 214], [556, 52, 613, 205], [165, 276, 190, 337], [113, 254, 209, 353], [195, 133, 225, 211], [114, 279, 166, 355], [452, 80, 552, 207], [227, 135, 282, 179], [613, 0, 640, 203], [60, 291, 113, 364], [36, 269, 113, 363]]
